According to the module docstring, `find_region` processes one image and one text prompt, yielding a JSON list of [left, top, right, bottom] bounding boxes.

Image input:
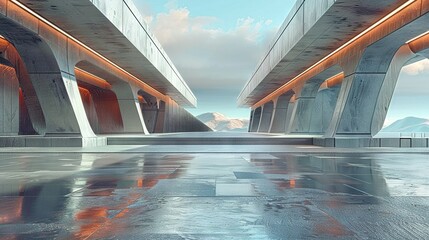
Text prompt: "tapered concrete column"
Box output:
[[258, 101, 274, 132], [0, 61, 19, 135], [270, 91, 294, 133], [249, 107, 262, 132], [112, 83, 149, 134], [60, 73, 98, 137], [248, 110, 254, 132], [308, 86, 341, 133]]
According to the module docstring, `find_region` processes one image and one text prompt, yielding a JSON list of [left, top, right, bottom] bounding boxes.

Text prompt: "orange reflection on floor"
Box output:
[[290, 179, 296, 188], [0, 197, 23, 224], [314, 217, 352, 237], [73, 207, 108, 239]]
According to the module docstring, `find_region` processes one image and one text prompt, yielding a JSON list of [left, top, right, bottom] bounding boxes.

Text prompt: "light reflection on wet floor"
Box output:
[[0, 152, 428, 239]]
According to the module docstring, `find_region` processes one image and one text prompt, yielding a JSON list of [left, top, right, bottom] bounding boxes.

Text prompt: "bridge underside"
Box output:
[[241, 0, 429, 146], [0, 0, 211, 147]]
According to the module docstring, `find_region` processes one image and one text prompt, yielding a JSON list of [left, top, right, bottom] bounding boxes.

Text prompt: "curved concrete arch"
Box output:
[[74, 61, 149, 134], [0, 37, 45, 135], [76, 70, 124, 134], [249, 107, 262, 132], [269, 91, 294, 133], [0, 16, 95, 137], [327, 13, 429, 137], [288, 65, 343, 134], [258, 101, 274, 133]]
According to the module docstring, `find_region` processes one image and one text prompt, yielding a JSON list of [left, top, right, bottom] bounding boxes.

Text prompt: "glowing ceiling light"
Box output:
[[251, 0, 416, 108], [406, 30, 429, 44]]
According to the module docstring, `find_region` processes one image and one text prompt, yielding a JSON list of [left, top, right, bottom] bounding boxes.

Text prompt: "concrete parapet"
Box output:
[[314, 137, 429, 148], [0, 136, 107, 147]]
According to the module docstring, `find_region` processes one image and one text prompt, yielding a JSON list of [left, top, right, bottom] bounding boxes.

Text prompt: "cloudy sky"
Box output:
[[134, 0, 296, 118], [135, 0, 429, 125]]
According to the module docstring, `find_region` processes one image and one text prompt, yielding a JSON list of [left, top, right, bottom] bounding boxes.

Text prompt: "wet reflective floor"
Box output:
[[0, 151, 428, 239]]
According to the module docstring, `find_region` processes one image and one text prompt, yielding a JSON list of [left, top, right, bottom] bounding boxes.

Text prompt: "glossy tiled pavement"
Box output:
[[0, 149, 429, 239]]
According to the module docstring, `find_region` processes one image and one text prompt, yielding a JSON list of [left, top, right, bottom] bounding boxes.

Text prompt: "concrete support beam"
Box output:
[[257, 101, 274, 133], [249, 107, 262, 132], [288, 67, 342, 134], [308, 86, 340, 134], [112, 83, 148, 134], [269, 91, 294, 133]]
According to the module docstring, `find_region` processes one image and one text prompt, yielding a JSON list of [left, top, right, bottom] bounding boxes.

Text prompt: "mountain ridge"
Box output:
[[196, 112, 249, 132], [382, 116, 429, 132]]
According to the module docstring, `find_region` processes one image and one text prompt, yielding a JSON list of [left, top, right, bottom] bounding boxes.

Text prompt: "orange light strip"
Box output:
[[406, 30, 429, 43], [326, 72, 344, 88], [75, 67, 112, 89], [251, 0, 416, 108], [10, 0, 166, 100]]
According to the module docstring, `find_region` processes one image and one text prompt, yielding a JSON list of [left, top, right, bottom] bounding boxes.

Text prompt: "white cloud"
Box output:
[[402, 59, 429, 76], [148, 8, 277, 90]]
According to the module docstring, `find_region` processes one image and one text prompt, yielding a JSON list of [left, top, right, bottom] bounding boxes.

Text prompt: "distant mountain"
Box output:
[[196, 112, 249, 132], [382, 117, 429, 132]]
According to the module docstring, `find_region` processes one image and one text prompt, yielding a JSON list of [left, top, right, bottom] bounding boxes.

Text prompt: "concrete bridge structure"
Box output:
[[0, 0, 210, 147], [240, 0, 429, 147]]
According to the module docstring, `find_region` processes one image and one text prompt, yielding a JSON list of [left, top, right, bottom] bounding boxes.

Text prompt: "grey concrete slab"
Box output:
[[0, 151, 428, 239]]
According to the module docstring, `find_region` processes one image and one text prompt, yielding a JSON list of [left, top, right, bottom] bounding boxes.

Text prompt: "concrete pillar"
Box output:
[[249, 107, 262, 132], [288, 67, 342, 134], [111, 82, 149, 134], [138, 91, 159, 133], [308, 86, 341, 133], [0, 61, 19, 135], [270, 91, 294, 133], [61, 73, 96, 137], [248, 110, 254, 132], [258, 101, 274, 132]]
